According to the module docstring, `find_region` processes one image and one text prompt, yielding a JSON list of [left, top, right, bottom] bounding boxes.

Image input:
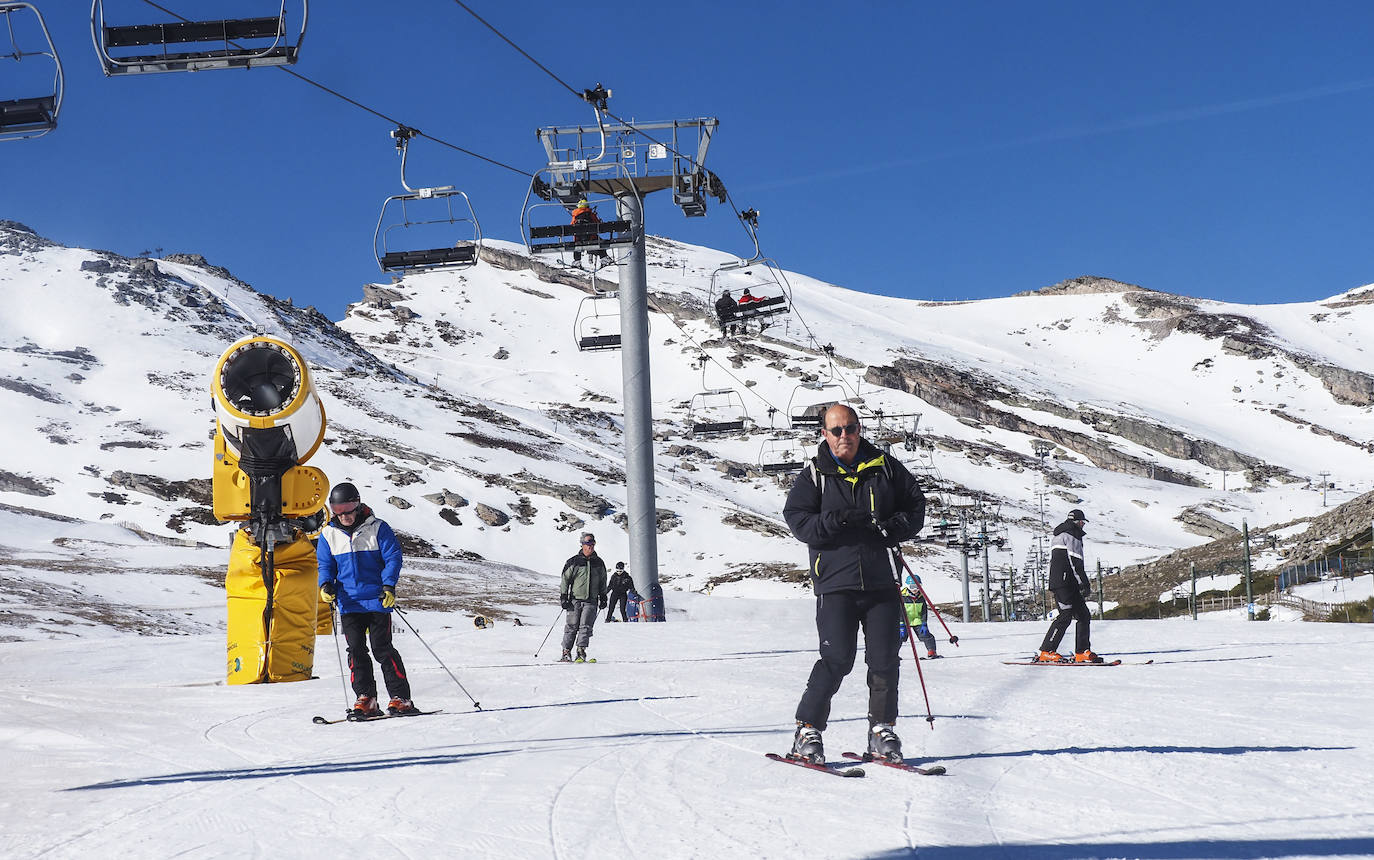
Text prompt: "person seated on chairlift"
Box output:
[[570, 198, 605, 262], [715, 289, 739, 336], [738, 287, 761, 305]]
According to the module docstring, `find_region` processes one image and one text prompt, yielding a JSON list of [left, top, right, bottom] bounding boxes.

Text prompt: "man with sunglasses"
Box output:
[[558, 532, 608, 662], [317, 482, 418, 717], [783, 404, 926, 764]]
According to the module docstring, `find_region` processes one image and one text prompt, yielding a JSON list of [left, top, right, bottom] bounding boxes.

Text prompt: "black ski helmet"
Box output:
[[329, 482, 361, 507], [615, 561, 626, 570]]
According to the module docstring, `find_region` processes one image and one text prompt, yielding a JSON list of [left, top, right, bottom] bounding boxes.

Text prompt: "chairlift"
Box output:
[[787, 380, 849, 429], [709, 208, 791, 334], [1, 3, 63, 141], [521, 90, 639, 263], [373, 126, 482, 274], [758, 437, 808, 474], [573, 291, 621, 352], [689, 388, 750, 435], [91, 0, 308, 76], [688, 353, 750, 434]]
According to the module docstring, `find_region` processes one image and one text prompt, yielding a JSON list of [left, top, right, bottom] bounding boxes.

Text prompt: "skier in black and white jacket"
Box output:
[[1035, 509, 1103, 663]]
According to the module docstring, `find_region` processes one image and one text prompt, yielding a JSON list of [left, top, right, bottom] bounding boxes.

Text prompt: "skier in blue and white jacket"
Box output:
[[317, 482, 418, 716]]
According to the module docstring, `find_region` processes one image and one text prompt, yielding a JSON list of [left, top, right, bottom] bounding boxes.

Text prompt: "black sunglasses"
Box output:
[[825, 422, 860, 438], [581, 539, 596, 545]]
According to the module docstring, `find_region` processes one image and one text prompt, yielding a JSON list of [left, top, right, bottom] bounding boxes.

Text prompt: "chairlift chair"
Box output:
[[573, 291, 622, 352], [786, 380, 849, 429], [523, 173, 636, 262], [1, 3, 63, 141], [758, 437, 808, 473], [91, 0, 308, 75], [374, 127, 482, 274], [688, 388, 750, 436], [709, 208, 792, 333]]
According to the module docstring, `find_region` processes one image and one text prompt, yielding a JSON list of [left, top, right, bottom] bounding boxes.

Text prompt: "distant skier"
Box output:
[[317, 482, 420, 716], [899, 572, 940, 659], [606, 561, 634, 622], [559, 532, 608, 662], [782, 404, 926, 764], [1035, 508, 1102, 663]]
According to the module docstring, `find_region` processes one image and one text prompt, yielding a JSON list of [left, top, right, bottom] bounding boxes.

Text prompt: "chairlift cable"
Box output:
[[444, 0, 583, 100], [131, 0, 530, 177]]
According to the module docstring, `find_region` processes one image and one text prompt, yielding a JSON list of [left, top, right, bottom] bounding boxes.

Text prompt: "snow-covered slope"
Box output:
[[3, 221, 1373, 626]]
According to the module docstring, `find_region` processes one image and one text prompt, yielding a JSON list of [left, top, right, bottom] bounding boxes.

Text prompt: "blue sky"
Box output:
[[8, 1, 1374, 320]]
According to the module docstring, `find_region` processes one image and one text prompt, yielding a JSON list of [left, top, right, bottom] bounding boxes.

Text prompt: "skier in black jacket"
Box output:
[[1035, 509, 1102, 663], [782, 404, 926, 764], [605, 562, 634, 622]]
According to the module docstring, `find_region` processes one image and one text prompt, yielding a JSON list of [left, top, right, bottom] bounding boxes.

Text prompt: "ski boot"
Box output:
[[926, 650, 943, 659], [1074, 650, 1105, 664], [791, 721, 824, 764], [1035, 650, 1068, 663], [867, 723, 903, 763], [351, 695, 383, 718], [388, 697, 420, 716], [559, 650, 573, 662], [575, 647, 588, 663]]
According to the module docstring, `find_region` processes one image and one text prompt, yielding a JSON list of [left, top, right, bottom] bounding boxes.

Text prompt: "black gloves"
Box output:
[[598, 596, 607, 609], [833, 508, 865, 529], [1079, 581, 1092, 599], [560, 594, 573, 611], [879, 512, 912, 538]]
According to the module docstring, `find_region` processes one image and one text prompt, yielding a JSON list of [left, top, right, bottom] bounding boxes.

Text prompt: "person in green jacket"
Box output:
[[558, 532, 608, 662], [900, 572, 940, 659]]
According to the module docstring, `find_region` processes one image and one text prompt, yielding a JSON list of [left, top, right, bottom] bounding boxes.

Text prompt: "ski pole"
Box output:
[[330, 603, 353, 713], [899, 555, 959, 646], [393, 607, 482, 711], [903, 611, 936, 730], [534, 606, 563, 659]]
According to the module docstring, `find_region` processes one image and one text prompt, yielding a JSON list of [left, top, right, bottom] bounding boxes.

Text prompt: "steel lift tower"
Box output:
[[523, 87, 724, 620]]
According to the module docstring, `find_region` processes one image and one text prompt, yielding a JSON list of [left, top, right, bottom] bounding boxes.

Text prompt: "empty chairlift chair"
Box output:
[[573, 292, 622, 351], [1, 3, 63, 141], [374, 126, 482, 274], [758, 438, 808, 473], [91, 0, 309, 75], [689, 388, 750, 435]]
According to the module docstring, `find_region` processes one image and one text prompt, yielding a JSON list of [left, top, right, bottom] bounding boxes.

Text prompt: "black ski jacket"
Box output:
[[607, 571, 634, 597], [1047, 519, 1089, 595], [783, 438, 926, 595]]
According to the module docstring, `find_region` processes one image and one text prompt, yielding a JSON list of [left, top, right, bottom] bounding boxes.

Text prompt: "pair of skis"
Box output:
[[764, 752, 946, 778], [312, 708, 442, 725]]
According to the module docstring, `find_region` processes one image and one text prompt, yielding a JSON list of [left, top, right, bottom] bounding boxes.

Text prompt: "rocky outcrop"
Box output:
[[0, 470, 54, 497], [1015, 276, 1145, 297], [1175, 506, 1241, 540], [475, 503, 510, 527], [865, 359, 1206, 486]]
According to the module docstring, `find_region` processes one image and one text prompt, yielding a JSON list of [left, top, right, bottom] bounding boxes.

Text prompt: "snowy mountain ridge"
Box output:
[[3, 218, 1373, 634]]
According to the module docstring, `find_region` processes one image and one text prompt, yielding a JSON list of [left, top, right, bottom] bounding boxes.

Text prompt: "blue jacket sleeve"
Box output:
[[317, 533, 337, 587], [377, 521, 404, 588]]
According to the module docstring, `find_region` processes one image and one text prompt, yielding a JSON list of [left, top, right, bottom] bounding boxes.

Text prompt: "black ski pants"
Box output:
[[605, 591, 628, 622], [342, 611, 410, 700], [1039, 588, 1091, 654], [795, 589, 901, 732]]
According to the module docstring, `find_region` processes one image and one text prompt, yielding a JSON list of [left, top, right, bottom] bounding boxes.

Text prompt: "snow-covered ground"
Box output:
[[5, 546, 1373, 860]]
